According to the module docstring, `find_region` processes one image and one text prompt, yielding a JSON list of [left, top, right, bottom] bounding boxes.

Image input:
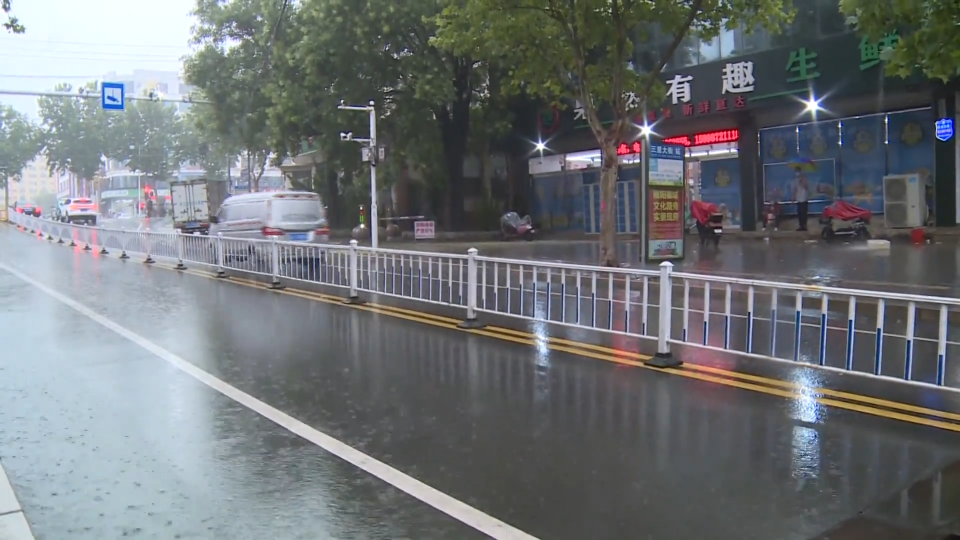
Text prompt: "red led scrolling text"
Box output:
[[619, 128, 740, 155]]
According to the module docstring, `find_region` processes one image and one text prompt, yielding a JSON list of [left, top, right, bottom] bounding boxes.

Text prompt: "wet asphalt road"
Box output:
[[4, 226, 960, 539]]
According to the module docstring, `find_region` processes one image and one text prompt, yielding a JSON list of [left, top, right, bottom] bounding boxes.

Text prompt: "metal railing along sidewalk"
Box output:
[[9, 211, 960, 391]]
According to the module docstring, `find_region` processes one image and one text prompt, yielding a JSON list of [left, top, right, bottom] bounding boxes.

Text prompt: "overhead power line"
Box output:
[[0, 36, 189, 50]]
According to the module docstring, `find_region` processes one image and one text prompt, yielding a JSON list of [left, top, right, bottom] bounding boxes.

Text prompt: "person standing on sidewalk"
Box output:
[[794, 172, 810, 231]]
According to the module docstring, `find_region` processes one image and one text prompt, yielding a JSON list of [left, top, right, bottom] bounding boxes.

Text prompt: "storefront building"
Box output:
[[527, 13, 960, 232]]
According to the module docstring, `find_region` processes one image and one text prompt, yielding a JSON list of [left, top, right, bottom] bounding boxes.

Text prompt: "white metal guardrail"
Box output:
[[9, 212, 960, 390]]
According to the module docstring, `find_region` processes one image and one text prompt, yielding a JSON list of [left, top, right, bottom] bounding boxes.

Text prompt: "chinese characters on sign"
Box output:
[[647, 189, 685, 260], [647, 144, 685, 187], [616, 140, 643, 156], [786, 47, 820, 82], [859, 31, 899, 71], [721, 61, 755, 94], [935, 118, 954, 142]]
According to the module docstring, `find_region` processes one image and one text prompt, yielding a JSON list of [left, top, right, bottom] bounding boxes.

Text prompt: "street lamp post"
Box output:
[[338, 100, 379, 249]]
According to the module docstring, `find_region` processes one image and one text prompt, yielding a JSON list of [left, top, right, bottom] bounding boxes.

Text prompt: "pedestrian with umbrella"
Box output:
[[788, 158, 816, 231]]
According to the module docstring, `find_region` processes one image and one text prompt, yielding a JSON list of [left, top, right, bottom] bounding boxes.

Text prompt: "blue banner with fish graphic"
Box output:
[[839, 115, 885, 213], [699, 158, 742, 227]]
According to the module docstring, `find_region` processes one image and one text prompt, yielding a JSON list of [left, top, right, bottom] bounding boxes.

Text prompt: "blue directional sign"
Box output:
[[935, 118, 954, 142], [101, 82, 125, 111]]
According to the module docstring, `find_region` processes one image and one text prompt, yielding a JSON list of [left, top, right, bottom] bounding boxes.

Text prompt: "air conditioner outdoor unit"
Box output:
[[883, 173, 925, 229]]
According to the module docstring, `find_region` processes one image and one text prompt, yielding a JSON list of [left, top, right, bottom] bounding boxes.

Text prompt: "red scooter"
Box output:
[[691, 200, 724, 247], [820, 200, 872, 242], [500, 212, 536, 241]]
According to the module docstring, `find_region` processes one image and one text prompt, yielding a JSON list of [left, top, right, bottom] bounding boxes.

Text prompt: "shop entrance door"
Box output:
[[582, 180, 639, 234]]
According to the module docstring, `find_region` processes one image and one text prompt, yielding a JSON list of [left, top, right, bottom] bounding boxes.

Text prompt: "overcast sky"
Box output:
[[1, 0, 194, 119]]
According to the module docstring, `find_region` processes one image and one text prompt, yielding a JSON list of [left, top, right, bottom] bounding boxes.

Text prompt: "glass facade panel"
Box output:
[[647, 0, 849, 69], [759, 109, 935, 218]]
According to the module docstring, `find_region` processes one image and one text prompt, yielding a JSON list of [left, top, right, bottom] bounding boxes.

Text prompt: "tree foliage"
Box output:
[[184, 0, 290, 191], [114, 99, 184, 180], [37, 84, 120, 181], [434, 0, 790, 264], [3, 0, 23, 33], [179, 106, 242, 181], [0, 104, 40, 188], [841, 0, 960, 82], [37, 83, 226, 187], [267, 0, 501, 228]]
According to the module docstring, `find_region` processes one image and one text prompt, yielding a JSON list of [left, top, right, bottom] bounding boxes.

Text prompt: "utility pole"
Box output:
[[338, 100, 379, 249]]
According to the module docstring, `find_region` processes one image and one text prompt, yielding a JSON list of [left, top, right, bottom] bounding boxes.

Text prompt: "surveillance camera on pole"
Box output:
[[337, 99, 380, 248]]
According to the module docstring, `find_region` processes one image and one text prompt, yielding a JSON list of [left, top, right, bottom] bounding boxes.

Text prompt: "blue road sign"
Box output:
[[101, 82, 125, 111], [935, 118, 954, 142]]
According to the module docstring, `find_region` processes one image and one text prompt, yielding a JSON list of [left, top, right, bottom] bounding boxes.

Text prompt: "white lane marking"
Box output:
[[0, 463, 34, 539], [0, 512, 34, 539], [0, 464, 23, 515], [0, 262, 538, 540]]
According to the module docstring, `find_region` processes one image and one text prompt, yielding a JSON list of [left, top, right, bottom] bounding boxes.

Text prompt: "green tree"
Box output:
[[0, 104, 40, 192], [435, 0, 790, 265], [841, 0, 960, 81], [38, 83, 120, 183], [115, 99, 183, 181], [268, 0, 488, 229], [3, 0, 23, 33], [178, 106, 241, 181], [183, 0, 291, 192]]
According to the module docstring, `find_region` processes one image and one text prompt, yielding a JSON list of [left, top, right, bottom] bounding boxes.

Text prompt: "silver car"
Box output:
[[209, 191, 329, 262]]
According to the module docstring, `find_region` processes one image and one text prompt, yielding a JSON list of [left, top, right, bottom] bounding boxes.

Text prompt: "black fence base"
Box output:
[[119, 252, 129, 259], [457, 318, 485, 330], [215, 270, 227, 278], [83, 244, 92, 251], [343, 295, 365, 305], [144, 257, 155, 264], [268, 281, 285, 290], [644, 352, 682, 369], [175, 262, 186, 270]]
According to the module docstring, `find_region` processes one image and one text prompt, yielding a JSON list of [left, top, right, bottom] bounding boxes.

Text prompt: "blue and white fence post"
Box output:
[[174, 230, 186, 270], [143, 229, 155, 264], [214, 233, 226, 278], [458, 247, 485, 329], [268, 237, 284, 290], [343, 239, 364, 305], [644, 261, 682, 368]]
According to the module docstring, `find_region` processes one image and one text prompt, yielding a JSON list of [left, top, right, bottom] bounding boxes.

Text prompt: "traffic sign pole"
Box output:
[[101, 81, 126, 111]]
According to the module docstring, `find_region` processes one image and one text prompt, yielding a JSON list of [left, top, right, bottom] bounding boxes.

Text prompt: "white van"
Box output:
[[209, 191, 329, 243]]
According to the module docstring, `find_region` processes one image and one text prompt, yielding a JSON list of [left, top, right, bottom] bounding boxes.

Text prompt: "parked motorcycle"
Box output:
[[500, 212, 536, 241]]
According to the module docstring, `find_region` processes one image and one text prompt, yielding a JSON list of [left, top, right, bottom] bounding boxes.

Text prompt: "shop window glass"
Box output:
[[698, 36, 720, 63], [717, 26, 737, 59], [814, 0, 847, 38]]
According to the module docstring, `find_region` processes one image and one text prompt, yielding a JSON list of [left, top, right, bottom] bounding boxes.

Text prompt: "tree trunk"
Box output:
[[598, 142, 620, 267]]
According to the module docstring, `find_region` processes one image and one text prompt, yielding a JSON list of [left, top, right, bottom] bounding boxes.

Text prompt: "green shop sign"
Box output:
[[542, 31, 917, 136]]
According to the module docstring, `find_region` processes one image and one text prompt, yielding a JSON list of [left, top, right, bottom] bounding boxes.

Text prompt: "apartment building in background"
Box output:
[[8, 156, 61, 205]]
